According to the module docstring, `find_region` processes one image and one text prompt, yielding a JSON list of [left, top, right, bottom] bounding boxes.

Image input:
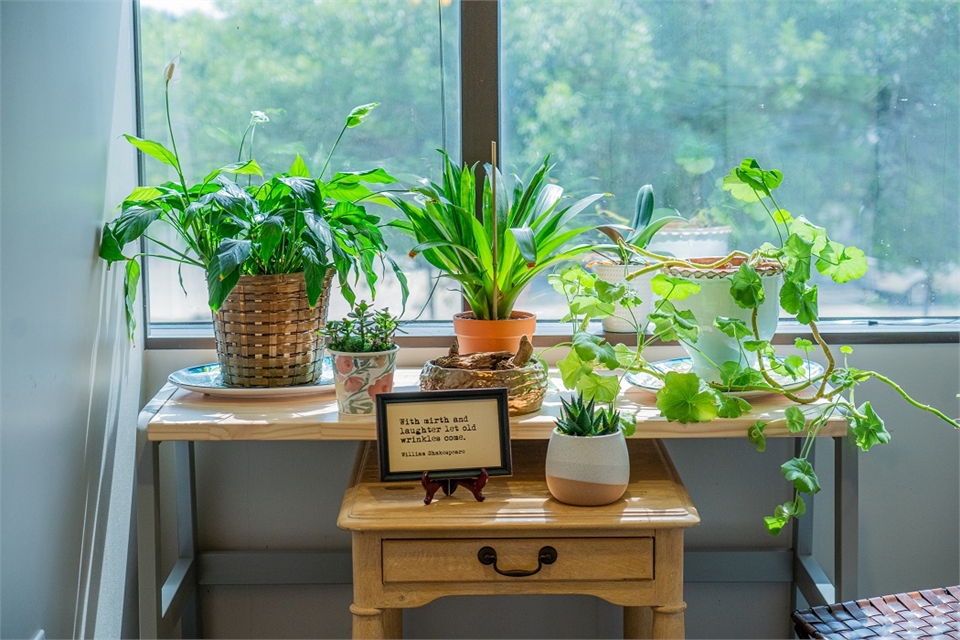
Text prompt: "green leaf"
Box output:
[[729, 262, 765, 309], [124, 258, 140, 342], [748, 421, 767, 452], [780, 281, 818, 324], [557, 349, 592, 390], [765, 496, 805, 535], [632, 184, 655, 229], [123, 134, 179, 169], [782, 233, 812, 283], [773, 209, 793, 225], [743, 339, 771, 353], [577, 372, 621, 404], [717, 392, 751, 419], [572, 331, 620, 370], [619, 412, 637, 438], [840, 345, 854, 354], [781, 458, 821, 494], [784, 406, 807, 433], [795, 338, 815, 353], [288, 154, 311, 177], [345, 102, 378, 128], [716, 316, 752, 339], [655, 372, 719, 423], [651, 273, 700, 301], [99, 223, 126, 262], [718, 362, 765, 389], [818, 246, 867, 284], [850, 401, 891, 451]]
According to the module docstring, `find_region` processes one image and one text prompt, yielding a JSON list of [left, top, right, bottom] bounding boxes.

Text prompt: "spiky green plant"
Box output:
[[388, 151, 606, 320], [555, 392, 630, 437]]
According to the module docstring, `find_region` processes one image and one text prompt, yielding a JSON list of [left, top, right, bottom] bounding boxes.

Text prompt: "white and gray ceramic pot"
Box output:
[[545, 427, 630, 506]]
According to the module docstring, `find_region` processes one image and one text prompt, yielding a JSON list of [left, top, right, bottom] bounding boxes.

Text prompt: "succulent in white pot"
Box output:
[[545, 393, 636, 506]]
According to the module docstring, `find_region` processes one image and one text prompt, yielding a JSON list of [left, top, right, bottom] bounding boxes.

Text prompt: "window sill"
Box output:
[[145, 317, 959, 350]]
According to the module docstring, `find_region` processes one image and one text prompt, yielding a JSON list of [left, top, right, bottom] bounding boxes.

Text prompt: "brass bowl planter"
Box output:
[[419, 357, 548, 416]]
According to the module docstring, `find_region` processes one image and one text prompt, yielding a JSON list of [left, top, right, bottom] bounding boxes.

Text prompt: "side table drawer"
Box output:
[[383, 537, 653, 583]]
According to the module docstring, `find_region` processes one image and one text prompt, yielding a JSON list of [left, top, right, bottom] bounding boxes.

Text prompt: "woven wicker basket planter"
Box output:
[[212, 271, 334, 388]]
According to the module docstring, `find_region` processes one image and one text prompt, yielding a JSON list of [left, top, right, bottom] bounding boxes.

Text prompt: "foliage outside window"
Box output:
[[140, 0, 958, 333]]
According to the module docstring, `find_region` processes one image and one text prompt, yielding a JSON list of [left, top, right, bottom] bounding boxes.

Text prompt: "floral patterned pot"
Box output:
[[328, 346, 399, 415]]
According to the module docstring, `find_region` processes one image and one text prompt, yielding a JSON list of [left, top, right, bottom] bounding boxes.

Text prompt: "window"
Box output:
[[139, 0, 958, 341], [139, 0, 460, 326]]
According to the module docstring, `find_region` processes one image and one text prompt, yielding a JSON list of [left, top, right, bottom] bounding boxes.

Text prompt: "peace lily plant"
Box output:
[[99, 56, 405, 340], [549, 158, 959, 534]]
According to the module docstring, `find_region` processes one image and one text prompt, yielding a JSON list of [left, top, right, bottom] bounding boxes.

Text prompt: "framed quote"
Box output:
[[375, 387, 512, 482]]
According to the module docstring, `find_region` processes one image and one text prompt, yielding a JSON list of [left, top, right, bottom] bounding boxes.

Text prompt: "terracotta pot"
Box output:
[[545, 427, 630, 506], [663, 256, 783, 383], [328, 346, 399, 415], [591, 262, 655, 334], [452, 311, 536, 354]]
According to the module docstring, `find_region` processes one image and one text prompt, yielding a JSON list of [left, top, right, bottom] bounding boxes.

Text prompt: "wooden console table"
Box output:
[[136, 368, 853, 638], [338, 439, 700, 639]]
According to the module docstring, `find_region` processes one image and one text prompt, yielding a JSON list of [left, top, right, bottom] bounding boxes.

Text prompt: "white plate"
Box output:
[[168, 357, 335, 398], [626, 356, 825, 398]]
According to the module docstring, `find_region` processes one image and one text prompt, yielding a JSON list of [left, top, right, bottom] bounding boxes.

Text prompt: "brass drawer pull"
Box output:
[[477, 545, 558, 577]]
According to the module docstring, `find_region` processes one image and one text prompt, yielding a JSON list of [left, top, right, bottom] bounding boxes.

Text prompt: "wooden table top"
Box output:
[[337, 439, 701, 533], [143, 368, 846, 441]]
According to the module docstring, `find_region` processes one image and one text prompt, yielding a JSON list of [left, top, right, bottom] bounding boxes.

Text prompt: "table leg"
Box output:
[[624, 606, 652, 639], [835, 434, 859, 601], [350, 604, 387, 639], [650, 603, 686, 639], [136, 433, 162, 639], [383, 608, 402, 639]]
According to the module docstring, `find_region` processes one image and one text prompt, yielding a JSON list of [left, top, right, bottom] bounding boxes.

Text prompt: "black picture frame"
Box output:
[[375, 387, 512, 482]]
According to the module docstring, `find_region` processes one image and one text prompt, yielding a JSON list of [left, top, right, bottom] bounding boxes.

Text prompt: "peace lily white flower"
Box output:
[[250, 110, 269, 124], [163, 55, 181, 84]]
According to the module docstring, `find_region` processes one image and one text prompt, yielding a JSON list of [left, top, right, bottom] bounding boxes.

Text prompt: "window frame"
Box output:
[[139, 0, 960, 350]]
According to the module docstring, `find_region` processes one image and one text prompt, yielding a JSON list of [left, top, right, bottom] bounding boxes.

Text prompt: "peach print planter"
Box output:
[[328, 346, 399, 415]]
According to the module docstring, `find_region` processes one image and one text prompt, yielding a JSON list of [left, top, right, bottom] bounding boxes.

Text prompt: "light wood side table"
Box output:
[[337, 438, 701, 639]]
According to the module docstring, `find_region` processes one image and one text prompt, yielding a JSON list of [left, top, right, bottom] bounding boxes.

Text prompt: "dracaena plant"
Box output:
[[549, 158, 960, 535], [387, 151, 606, 320], [99, 56, 406, 340]]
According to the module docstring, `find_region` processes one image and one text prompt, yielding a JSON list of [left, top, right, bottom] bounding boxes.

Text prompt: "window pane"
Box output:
[[502, 0, 959, 320], [139, 0, 461, 327]]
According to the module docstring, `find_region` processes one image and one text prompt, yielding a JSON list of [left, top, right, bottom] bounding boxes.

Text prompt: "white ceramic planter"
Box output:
[[545, 427, 630, 506], [647, 225, 733, 259], [664, 258, 783, 383], [328, 346, 399, 415], [591, 262, 654, 333]]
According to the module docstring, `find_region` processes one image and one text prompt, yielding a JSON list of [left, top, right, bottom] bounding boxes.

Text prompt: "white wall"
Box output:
[[142, 341, 959, 639], [0, 2, 140, 638]]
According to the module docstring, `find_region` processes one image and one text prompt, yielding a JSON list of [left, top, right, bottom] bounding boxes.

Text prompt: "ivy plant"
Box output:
[[548, 157, 959, 535]]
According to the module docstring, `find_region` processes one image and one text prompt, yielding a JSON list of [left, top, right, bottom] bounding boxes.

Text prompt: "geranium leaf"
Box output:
[[850, 401, 891, 451], [729, 262, 764, 309], [655, 371, 719, 423], [781, 457, 821, 494]]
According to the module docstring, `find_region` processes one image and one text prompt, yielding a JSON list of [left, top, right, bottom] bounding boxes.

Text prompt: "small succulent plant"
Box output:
[[555, 392, 634, 437]]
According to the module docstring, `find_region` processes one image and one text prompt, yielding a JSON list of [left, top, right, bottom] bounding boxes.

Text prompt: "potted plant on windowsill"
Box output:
[[388, 150, 605, 354], [323, 300, 401, 415], [548, 158, 959, 534], [592, 183, 684, 333], [99, 57, 406, 387]]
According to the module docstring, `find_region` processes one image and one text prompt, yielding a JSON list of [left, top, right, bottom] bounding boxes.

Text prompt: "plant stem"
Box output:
[[164, 80, 190, 206], [866, 371, 960, 428]]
